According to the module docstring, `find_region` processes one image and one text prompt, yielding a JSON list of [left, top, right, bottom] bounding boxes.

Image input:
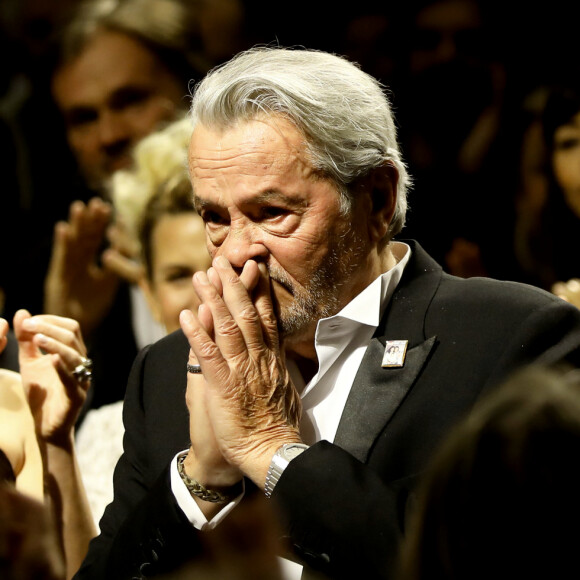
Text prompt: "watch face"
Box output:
[[282, 444, 308, 460]]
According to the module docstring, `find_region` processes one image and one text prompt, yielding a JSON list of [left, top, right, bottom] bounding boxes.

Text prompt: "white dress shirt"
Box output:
[[170, 242, 411, 577]]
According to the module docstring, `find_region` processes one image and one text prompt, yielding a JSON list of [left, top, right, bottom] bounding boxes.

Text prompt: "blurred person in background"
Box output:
[[394, 0, 516, 280], [0, 0, 82, 321], [49, 0, 211, 194], [513, 82, 580, 309]]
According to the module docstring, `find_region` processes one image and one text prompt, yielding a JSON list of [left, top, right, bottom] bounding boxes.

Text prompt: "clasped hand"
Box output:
[[180, 257, 303, 491]]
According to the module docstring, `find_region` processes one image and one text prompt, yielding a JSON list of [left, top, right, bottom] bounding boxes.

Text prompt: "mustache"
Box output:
[[265, 264, 295, 295]]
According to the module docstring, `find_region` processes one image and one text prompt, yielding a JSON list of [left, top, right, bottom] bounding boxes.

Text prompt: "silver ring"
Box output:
[[72, 357, 93, 382], [187, 363, 202, 374]]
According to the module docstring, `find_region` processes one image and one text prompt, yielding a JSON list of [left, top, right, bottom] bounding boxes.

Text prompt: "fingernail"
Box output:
[[180, 309, 194, 324], [22, 318, 37, 330], [194, 272, 209, 285]]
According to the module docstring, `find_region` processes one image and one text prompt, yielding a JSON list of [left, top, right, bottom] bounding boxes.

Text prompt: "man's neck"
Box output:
[[287, 352, 319, 387], [283, 243, 399, 386], [284, 333, 319, 385]]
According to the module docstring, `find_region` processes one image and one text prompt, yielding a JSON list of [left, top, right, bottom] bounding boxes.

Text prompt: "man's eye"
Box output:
[[110, 87, 150, 110], [555, 138, 580, 151], [261, 207, 287, 219], [202, 211, 227, 225], [65, 108, 98, 129]]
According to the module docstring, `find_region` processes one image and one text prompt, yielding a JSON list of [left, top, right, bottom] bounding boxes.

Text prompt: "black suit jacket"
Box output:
[[75, 241, 580, 579]]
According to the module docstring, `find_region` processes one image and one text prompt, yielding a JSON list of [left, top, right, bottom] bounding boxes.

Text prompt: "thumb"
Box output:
[[13, 308, 31, 341]]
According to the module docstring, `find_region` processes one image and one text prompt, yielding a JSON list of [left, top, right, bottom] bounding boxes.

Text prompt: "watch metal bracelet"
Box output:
[[264, 443, 309, 498]]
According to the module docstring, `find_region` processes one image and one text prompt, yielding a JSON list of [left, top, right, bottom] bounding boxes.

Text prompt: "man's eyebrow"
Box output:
[[192, 192, 226, 209], [192, 195, 209, 213], [253, 190, 306, 208], [193, 190, 307, 211]]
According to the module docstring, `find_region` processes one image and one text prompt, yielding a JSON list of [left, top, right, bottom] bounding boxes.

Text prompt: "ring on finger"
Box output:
[[72, 357, 93, 382], [187, 363, 202, 374]]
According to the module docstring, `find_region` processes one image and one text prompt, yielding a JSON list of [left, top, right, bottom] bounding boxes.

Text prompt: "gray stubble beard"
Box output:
[[268, 227, 368, 341]]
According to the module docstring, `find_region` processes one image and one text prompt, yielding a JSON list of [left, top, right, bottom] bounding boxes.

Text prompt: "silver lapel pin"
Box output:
[[382, 340, 409, 368]]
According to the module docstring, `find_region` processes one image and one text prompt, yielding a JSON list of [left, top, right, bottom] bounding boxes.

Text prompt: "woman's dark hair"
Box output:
[[519, 84, 580, 288], [541, 84, 580, 150], [398, 365, 580, 580]]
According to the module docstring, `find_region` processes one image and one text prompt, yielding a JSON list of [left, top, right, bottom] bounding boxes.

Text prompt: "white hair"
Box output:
[[188, 46, 411, 239]]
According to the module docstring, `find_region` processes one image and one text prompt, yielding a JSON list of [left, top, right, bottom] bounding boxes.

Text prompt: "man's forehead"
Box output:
[[188, 121, 312, 191], [189, 117, 306, 160]]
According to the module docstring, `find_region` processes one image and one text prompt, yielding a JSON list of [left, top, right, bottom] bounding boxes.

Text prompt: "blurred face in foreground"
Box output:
[[142, 212, 211, 333], [52, 29, 185, 190]]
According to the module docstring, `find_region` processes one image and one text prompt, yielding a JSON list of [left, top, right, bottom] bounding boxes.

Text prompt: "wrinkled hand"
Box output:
[[184, 349, 243, 489], [552, 278, 580, 310], [13, 310, 91, 447], [43, 197, 119, 337], [182, 268, 248, 490], [180, 257, 302, 489]]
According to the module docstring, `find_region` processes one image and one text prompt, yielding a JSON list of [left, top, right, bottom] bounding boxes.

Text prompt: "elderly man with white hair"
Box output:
[[76, 46, 580, 580]]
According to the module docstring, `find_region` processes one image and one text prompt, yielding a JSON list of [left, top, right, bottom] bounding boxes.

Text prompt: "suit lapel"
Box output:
[[334, 336, 436, 462], [333, 241, 442, 462]]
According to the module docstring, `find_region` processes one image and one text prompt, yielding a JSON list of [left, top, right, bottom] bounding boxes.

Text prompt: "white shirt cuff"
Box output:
[[170, 450, 245, 530]]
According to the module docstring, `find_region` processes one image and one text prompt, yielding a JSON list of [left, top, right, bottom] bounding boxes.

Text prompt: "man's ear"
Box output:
[[365, 162, 398, 244]]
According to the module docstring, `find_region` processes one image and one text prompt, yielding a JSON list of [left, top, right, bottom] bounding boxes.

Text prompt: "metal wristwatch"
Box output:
[[264, 443, 309, 498]]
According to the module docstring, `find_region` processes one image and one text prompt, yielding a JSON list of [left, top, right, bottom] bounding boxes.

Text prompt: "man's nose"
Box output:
[[215, 222, 269, 270], [98, 110, 132, 148]]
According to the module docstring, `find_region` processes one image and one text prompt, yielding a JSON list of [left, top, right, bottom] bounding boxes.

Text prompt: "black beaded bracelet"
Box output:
[[177, 453, 243, 503]]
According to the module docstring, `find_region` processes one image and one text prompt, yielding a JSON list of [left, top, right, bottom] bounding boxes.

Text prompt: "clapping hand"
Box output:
[[43, 197, 119, 337], [13, 310, 92, 447]]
